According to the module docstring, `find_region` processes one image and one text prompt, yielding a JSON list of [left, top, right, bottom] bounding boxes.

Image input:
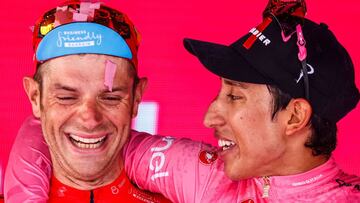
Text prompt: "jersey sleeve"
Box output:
[[4, 116, 51, 203], [123, 131, 222, 203]]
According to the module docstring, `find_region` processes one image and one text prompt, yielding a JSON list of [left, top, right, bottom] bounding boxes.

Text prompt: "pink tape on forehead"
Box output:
[[104, 60, 117, 92]]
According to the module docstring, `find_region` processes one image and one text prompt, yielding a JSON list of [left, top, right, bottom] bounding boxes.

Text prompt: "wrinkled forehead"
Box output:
[[40, 54, 135, 89], [43, 54, 133, 74]]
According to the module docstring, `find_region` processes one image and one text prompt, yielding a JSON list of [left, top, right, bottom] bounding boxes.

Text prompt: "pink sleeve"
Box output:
[[124, 131, 221, 203], [4, 116, 51, 203]]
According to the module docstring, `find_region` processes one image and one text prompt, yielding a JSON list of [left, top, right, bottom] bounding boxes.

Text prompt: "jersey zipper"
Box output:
[[262, 176, 271, 198], [90, 190, 94, 203]]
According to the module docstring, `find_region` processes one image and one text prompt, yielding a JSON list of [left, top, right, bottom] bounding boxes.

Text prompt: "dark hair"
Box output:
[[267, 85, 337, 156], [33, 64, 45, 85]]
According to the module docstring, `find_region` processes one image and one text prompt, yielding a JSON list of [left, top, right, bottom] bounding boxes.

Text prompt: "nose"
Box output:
[[203, 98, 225, 128], [77, 98, 103, 130]]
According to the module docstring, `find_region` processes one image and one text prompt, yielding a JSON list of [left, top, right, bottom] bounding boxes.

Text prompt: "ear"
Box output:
[[131, 77, 148, 118], [284, 98, 312, 136], [23, 77, 41, 118]]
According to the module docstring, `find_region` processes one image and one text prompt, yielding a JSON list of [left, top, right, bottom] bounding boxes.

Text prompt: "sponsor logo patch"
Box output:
[[57, 30, 102, 48], [243, 17, 272, 49], [296, 63, 315, 83], [199, 150, 218, 165], [149, 137, 174, 181]]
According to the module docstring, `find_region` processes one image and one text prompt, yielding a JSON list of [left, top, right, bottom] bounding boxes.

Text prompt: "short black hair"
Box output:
[[267, 85, 337, 156]]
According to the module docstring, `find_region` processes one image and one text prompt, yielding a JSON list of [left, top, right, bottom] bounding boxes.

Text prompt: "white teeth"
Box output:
[[72, 140, 103, 149], [218, 139, 235, 150], [69, 134, 106, 149], [69, 134, 106, 144]]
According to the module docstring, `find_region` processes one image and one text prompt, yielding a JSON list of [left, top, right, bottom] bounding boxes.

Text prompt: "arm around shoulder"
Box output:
[[123, 131, 221, 202], [4, 115, 51, 203]]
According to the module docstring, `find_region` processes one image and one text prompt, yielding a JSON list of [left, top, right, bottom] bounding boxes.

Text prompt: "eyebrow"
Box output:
[[53, 84, 77, 92], [52, 83, 130, 93], [103, 86, 129, 93], [223, 79, 249, 89]]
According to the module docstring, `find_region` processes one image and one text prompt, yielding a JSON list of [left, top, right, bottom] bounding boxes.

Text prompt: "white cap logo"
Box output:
[[296, 63, 315, 83]]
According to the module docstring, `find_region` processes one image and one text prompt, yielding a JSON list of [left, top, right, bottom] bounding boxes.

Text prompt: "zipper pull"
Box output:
[[90, 190, 94, 203], [262, 176, 270, 198]]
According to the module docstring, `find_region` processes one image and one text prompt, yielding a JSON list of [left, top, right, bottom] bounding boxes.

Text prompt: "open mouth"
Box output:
[[68, 134, 107, 149], [218, 139, 236, 151]]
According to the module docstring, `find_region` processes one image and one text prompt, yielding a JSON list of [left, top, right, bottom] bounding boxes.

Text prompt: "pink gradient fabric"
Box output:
[[5, 116, 360, 202], [124, 132, 360, 202], [1, 1, 360, 183], [4, 116, 51, 203]]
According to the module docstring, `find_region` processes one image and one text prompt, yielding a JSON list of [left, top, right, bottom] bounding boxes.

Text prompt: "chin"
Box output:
[[224, 164, 253, 181], [224, 165, 240, 180], [73, 167, 105, 180], [226, 172, 252, 181]]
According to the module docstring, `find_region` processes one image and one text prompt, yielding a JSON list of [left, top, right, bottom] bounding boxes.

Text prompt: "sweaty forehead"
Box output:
[[43, 54, 132, 74], [46, 54, 131, 66], [41, 54, 134, 87]]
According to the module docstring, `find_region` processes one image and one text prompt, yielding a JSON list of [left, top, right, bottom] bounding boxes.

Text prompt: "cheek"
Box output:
[[229, 106, 275, 143], [40, 104, 79, 149], [229, 107, 267, 129], [41, 106, 71, 132], [106, 105, 133, 123], [40, 114, 61, 151]]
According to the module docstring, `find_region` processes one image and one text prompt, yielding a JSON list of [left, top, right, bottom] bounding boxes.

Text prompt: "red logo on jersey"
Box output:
[[199, 150, 218, 165]]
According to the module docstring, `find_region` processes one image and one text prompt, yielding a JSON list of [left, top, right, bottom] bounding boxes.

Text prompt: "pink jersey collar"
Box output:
[[268, 157, 338, 188], [255, 157, 342, 199]]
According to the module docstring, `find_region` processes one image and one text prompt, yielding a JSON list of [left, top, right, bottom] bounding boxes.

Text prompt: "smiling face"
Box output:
[[24, 54, 146, 189], [204, 78, 290, 180]]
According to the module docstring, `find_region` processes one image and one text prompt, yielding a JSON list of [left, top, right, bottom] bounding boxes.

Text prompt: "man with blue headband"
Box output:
[[5, 1, 170, 202], [5, 0, 360, 202]]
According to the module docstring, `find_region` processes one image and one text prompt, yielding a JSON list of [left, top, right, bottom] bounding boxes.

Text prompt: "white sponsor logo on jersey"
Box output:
[[149, 137, 174, 181]]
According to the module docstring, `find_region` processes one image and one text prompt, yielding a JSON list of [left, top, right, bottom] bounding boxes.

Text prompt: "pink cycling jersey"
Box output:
[[124, 132, 360, 202], [4, 116, 360, 202], [4, 116, 170, 203], [5, 116, 51, 203]]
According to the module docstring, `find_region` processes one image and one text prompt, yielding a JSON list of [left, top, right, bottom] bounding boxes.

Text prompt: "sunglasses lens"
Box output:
[[33, 1, 141, 68], [263, 0, 306, 36]]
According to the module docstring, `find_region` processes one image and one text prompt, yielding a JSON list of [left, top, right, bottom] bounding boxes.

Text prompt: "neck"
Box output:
[[261, 128, 330, 177], [52, 155, 123, 190], [275, 152, 328, 176], [268, 138, 329, 176]]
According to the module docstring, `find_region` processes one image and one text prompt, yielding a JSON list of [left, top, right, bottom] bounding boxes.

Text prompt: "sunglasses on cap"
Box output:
[[32, 1, 140, 68]]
